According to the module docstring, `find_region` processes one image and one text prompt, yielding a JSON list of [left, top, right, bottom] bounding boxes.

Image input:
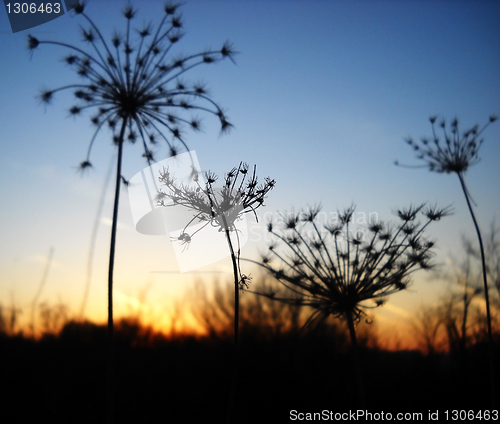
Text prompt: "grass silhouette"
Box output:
[[79, 153, 115, 320], [30, 247, 54, 338], [1, 291, 498, 423]]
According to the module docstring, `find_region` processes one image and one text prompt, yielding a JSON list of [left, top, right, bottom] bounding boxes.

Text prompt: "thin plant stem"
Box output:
[[79, 153, 115, 320], [30, 247, 54, 338], [224, 228, 240, 347], [107, 118, 128, 424], [457, 172, 496, 408], [222, 217, 239, 424], [345, 312, 366, 409], [459, 261, 471, 357]]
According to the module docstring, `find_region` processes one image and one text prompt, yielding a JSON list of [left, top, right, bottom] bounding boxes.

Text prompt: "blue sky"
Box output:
[[0, 0, 499, 337]]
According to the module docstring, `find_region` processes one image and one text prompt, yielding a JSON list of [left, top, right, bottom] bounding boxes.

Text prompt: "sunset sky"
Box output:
[[0, 0, 499, 344]]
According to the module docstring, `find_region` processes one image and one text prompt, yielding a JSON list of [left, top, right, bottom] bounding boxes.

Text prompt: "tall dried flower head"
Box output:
[[398, 115, 497, 174], [398, 114, 498, 407], [158, 162, 275, 247], [27, 3, 236, 421], [29, 1, 235, 171], [251, 203, 450, 324], [249, 203, 449, 409], [158, 161, 274, 420]]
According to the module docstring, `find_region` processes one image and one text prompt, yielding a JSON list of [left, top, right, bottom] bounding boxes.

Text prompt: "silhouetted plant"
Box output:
[[28, 2, 235, 422], [0, 303, 22, 336], [463, 220, 500, 301], [189, 279, 304, 341], [79, 154, 115, 320], [248, 203, 450, 406], [465, 223, 500, 350], [397, 115, 498, 406], [440, 234, 486, 356], [39, 301, 69, 337], [410, 304, 447, 355], [157, 162, 274, 423], [158, 163, 275, 304], [30, 247, 54, 338]]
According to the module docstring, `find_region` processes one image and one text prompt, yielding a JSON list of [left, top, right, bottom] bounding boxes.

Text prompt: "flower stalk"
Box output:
[[29, 2, 235, 422], [398, 115, 498, 407], [157, 162, 274, 423], [250, 203, 449, 407], [458, 172, 495, 407]]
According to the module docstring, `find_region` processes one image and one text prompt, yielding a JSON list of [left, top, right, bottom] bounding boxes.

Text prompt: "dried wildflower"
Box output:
[[397, 115, 496, 174], [396, 204, 424, 222], [29, 1, 235, 173], [76, 160, 93, 175], [250, 203, 448, 327], [158, 161, 274, 421], [301, 203, 322, 223], [247, 203, 448, 406], [158, 162, 275, 241], [423, 204, 453, 221], [398, 115, 498, 407], [28, 3, 236, 421], [157, 161, 274, 304]]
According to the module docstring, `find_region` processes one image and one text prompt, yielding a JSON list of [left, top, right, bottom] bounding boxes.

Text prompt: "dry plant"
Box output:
[[28, 2, 235, 422], [157, 162, 274, 423], [398, 115, 498, 406], [248, 203, 450, 406], [189, 279, 303, 341], [0, 303, 22, 336], [409, 304, 447, 355], [38, 301, 69, 337]]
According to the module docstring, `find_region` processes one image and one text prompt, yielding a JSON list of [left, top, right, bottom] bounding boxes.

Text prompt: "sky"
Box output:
[[0, 0, 499, 343]]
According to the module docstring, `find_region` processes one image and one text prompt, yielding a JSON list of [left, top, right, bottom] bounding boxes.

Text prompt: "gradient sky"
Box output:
[[0, 0, 499, 341]]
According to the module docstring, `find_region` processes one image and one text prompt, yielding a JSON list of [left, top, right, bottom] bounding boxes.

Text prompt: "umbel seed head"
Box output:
[[256, 203, 449, 322], [29, 2, 236, 172], [398, 115, 497, 175]]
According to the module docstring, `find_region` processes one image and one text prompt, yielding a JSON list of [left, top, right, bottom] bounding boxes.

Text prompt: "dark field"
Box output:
[[1, 319, 498, 424]]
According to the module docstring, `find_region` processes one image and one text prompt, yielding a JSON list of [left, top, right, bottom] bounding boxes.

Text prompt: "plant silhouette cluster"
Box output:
[[23, 0, 499, 418], [6, 312, 493, 423], [158, 162, 275, 288], [28, 1, 235, 170], [252, 204, 452, 325]]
